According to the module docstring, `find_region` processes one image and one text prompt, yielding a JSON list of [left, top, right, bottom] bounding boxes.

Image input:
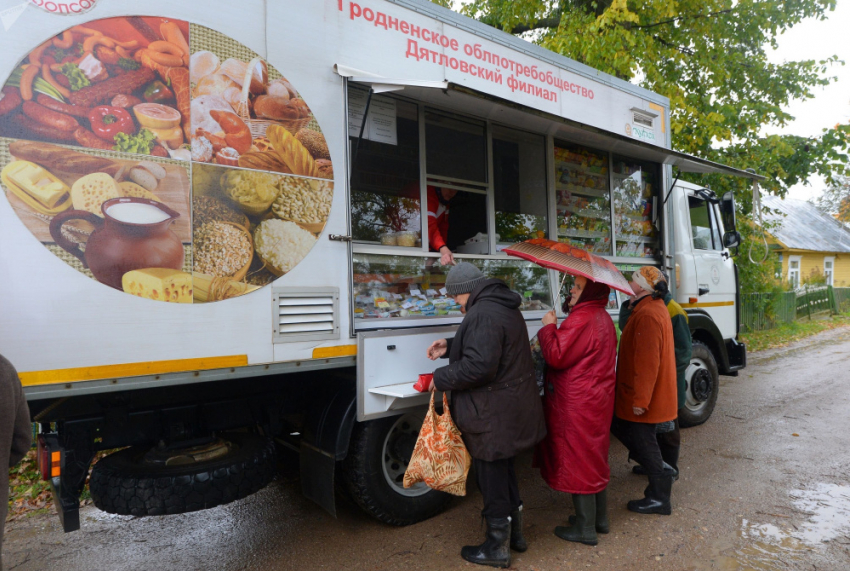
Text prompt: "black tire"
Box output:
[[679, 340, 719, 428], [340, 414, 452, 526], [90, 432, 276, 516]]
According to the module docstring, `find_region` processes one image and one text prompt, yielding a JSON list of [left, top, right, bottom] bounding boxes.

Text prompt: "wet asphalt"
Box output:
[[4, 327, 850, 571]]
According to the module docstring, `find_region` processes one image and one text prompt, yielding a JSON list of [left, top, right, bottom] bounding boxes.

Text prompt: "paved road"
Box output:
[[5, 327, 850, 571]]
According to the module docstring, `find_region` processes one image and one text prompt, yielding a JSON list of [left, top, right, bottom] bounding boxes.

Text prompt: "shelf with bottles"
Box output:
[[555, 160, 609, 178], [615, 239, 660, 259], [558, 235, 611, 255], [559, 228, 610, 239], [555, 183, 609, 199], [557, 204, 610, 220]]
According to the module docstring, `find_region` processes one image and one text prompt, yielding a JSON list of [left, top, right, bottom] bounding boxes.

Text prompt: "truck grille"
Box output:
[[272, 287, 339, 343]]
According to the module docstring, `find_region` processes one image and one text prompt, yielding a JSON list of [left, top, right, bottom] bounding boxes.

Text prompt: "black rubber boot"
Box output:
[[509, 506, 527, 552], [568, 488, 609, 534], [555, 494, 598, 545], [632, 461, 679, 480], [627, 474, 673, 515], [461, 517, 511, 568]]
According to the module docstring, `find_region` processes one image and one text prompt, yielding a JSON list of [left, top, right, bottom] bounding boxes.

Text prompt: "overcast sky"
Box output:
[[765, 1, 850, 201]]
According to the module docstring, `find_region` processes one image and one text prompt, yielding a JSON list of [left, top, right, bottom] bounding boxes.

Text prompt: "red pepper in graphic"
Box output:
[[143, 80, 174, 103], [88, 105, 136, 141]]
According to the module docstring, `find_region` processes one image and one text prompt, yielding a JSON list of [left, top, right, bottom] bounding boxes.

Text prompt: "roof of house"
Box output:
[[761, 195, 850, 253]]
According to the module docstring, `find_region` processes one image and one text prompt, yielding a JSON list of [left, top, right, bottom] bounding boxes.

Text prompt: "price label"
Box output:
[[524, 291, 533, 298]]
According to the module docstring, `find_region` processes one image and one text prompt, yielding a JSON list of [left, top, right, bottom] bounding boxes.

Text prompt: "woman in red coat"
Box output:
[[535, 276, 617, 546]]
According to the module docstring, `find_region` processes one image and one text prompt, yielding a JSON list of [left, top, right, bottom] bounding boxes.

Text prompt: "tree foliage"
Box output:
[[451, 0, 849, 212]]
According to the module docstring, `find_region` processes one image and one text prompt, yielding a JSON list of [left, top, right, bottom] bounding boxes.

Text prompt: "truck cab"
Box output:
[[669, 180, 745, 426]]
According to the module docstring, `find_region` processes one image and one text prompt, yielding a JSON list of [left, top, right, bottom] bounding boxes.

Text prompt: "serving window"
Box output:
[[493, 126, 548, 249], [349, 93, 421, 246], [347, 87, 555, 325]]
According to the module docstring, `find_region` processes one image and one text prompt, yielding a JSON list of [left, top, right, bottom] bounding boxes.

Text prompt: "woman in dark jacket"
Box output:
[[535, 276, 617, 546], [427, 262, 546, 569]]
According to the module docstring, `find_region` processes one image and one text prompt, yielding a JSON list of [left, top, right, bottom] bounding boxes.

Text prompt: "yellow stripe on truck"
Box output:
[[680, 301, 735, 308], [18, 355, 249, 387], [312, 345, 357, 359]]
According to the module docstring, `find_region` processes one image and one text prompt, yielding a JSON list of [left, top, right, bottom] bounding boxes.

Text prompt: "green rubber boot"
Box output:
[[555, 494, 598, 546]]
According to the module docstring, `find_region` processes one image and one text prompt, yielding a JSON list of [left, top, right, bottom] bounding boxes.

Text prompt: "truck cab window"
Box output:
[[492, 125, 548, 249], [688, 196, 719, 251], [349, 90, 421, 247]]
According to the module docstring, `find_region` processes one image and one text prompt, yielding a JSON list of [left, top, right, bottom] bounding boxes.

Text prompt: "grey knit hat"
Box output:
[[445, 262, 485, 296]]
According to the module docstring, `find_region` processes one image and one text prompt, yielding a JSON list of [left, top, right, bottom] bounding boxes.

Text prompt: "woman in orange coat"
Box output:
[[610, 266, 678, 515]]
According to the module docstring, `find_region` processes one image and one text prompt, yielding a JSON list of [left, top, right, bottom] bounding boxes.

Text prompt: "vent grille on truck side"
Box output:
[[633, 112, 654, 128], [272, 287, 339, 343]]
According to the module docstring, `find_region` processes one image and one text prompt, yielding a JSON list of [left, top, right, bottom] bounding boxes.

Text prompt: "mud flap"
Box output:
[[299, 387, 357, 516], [300, 441, 338, 516]]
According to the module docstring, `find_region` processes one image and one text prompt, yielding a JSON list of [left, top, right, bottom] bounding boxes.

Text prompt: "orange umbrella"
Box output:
[[503, 238, 632, 295]]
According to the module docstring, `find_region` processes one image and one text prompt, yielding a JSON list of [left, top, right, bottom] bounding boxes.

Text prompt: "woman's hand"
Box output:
[[542, 310, 557, 326], [439, 246, 455, 266], [632, 406, 646, 416], [428, 378, 437, 392], [427, 339, 447, 360]]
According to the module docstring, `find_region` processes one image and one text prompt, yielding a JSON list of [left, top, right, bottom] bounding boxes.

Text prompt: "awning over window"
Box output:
[[334, 64, 447, 94], [335, 65, 765, 182]]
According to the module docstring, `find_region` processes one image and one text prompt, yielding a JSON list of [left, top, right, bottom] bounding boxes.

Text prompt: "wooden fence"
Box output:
[[741, 286, 850, 332]]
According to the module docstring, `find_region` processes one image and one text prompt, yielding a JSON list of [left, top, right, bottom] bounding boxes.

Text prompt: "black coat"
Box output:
[[1, 354, 32, 570], [433, 279, 546, 461]]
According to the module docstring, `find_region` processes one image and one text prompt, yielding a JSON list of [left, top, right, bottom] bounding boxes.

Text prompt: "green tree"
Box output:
[[448, 0, 849, 209]]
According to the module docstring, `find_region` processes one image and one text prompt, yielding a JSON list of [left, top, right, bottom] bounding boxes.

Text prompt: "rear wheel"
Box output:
[[679, 340, 719, 428], [340, 413, 452, 526]]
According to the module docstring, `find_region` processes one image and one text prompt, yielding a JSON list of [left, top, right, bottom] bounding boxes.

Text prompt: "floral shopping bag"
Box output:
[[403, 392, 472, 496]]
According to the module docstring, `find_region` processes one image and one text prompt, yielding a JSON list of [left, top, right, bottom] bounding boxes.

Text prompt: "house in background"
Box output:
[[762, 195, 850, 288]]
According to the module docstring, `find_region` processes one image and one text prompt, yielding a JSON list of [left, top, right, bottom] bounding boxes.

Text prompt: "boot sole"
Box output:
[[554, 527, 598, 546], [627, 504, 671, 516], [568, 515, 609, 534], [460, 555, 511, 568]]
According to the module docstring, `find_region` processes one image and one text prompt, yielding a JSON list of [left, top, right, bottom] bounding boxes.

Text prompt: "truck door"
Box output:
[[687, 193, 737, 340]]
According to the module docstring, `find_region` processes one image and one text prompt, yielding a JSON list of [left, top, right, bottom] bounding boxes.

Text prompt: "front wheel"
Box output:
[[679, 340, 719, 428], [339, 413, 452, 526]]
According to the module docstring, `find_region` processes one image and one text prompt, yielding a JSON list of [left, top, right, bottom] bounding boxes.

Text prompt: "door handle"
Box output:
[[698, 286, 710, 296]]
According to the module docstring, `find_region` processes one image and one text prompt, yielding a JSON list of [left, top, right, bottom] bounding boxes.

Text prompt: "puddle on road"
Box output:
[[704, 483, 850, 570]]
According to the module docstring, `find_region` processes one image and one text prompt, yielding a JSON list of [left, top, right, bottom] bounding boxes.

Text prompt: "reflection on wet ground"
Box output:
[[717, 483, 850, 570]]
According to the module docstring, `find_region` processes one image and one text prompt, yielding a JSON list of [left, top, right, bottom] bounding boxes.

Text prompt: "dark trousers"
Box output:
[[656, 418, 681, 468], [610, 417, 665, 476], [473, 456, 520, 519]]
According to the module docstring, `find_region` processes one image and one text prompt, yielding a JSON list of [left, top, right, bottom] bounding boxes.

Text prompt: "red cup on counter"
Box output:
[[414, 373, 433, 392]]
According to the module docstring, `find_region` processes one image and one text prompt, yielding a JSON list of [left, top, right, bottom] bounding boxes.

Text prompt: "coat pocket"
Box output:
[[454, 392, 491, 434]]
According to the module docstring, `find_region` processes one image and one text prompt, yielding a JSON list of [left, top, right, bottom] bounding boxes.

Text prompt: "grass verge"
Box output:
[[740, 313, 850, 352]]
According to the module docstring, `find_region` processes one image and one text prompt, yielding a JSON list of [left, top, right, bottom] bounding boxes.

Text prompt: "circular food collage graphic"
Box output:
[[0, 16, 333, 303]]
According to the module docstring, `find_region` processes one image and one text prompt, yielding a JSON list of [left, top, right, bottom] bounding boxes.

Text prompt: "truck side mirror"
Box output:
[[720, 191, 737, 233], [723, 230, 741, 249]]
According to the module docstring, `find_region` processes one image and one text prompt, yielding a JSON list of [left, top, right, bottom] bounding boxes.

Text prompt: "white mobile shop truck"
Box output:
[[0, 0, 760, 532]]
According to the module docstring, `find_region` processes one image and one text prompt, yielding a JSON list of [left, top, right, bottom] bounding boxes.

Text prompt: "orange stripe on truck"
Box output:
[[312, 345, 357, 359], [680, 301, 735, 308], [18, 355, 248, 386]]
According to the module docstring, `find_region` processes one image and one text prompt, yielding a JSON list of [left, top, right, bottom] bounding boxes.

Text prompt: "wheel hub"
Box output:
[[382, 413, 430, 497], [690, 368, 712, 402]]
